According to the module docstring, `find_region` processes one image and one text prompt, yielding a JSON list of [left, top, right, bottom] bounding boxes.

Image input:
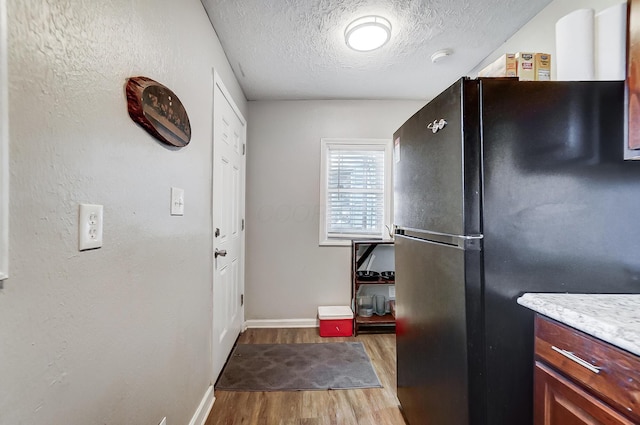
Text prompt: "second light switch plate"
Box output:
[[171, 187, 184, 216]]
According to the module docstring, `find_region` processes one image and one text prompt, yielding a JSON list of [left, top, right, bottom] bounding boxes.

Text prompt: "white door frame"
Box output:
[[210, 68, 246, 382], [0, 0, 8, 281]]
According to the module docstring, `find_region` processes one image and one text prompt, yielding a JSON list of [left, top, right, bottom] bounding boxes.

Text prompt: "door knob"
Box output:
[[215, 248, 227, 258]]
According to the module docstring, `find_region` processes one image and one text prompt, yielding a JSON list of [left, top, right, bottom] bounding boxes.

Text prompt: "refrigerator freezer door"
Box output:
[[396, 234, 474, 425], [478, 80, 638, 425], [393, 78, 481, 236]]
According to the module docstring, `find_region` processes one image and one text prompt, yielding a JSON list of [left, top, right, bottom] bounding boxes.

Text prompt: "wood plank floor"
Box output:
[[205, 328, 406, 425]]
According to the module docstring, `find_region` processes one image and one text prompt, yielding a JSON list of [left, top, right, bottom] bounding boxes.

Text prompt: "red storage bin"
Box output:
[[318, 306, 353, 337]]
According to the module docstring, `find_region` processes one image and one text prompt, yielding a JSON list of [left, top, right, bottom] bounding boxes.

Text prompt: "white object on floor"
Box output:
[[318, 305, 354, 320]]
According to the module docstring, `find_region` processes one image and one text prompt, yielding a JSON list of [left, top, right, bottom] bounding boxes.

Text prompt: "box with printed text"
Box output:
[[516, 52, 535, 81]]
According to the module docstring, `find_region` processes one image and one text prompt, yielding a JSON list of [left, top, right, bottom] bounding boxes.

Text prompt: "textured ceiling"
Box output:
[[202, 0, 553, 101]]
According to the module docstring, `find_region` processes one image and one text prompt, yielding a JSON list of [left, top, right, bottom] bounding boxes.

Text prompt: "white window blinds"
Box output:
[[326, 147, 385, 237]]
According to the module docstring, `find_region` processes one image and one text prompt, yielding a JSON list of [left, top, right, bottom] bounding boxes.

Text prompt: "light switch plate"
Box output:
[[171, 187, 184, 216], [78, 204, 103, 251]]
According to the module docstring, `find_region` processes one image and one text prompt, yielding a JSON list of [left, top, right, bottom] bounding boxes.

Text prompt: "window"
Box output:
[[319, 138, 393, 246]]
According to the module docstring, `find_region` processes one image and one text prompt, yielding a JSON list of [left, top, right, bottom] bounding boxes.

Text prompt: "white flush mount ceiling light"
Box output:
[[345, 15, 392, 52]]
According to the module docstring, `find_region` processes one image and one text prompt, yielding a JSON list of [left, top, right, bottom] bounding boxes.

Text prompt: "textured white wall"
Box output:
[[469, 0, 624, 78], [245, 100, 423, 320], [0, 1, 246, 424]]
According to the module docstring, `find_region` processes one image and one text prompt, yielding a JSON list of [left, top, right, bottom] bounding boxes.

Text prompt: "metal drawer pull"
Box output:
[[551, 346, 602, 374]]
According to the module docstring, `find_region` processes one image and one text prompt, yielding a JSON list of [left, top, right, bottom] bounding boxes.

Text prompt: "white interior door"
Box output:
[[212, 72, 246, 382]]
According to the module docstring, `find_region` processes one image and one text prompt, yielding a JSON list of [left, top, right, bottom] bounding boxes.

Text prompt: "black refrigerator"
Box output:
[[393, 78, 640, 425]]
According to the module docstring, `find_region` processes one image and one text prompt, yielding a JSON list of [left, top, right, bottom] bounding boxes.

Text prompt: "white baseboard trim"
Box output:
[[244, 318, 319, 329], [188, 385, 215, 425]]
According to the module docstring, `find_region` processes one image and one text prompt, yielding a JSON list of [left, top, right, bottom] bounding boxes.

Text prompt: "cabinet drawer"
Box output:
[[535, 315, 640, 422]]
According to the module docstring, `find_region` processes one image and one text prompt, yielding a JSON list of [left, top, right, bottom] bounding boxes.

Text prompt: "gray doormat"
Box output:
[[215, 342, 382, 392]]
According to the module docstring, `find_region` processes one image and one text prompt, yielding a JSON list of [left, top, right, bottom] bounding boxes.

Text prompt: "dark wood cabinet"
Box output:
[[351, 240, 395, 335], [534, 315, 640, 425], [534, 362, 634, 425]]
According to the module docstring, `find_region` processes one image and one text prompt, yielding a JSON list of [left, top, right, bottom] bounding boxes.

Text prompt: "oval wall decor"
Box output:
[[126, 76, 191, 147]]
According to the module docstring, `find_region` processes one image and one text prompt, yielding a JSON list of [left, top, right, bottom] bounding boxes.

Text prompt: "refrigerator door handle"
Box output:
[[397, 228, 482, 250]]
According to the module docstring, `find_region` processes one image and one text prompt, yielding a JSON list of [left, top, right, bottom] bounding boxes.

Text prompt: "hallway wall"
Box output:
[[0, 1, 246, 424]]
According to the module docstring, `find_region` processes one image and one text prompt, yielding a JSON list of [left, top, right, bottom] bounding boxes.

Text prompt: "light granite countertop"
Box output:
[[517, 293, 640, 357]]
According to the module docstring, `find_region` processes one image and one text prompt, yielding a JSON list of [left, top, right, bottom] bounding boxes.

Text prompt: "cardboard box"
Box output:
[[478, 53, 517, 78], [318, 306, 353, 337], [516, 52, 535, 81], [535, 53, 551, 81]]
